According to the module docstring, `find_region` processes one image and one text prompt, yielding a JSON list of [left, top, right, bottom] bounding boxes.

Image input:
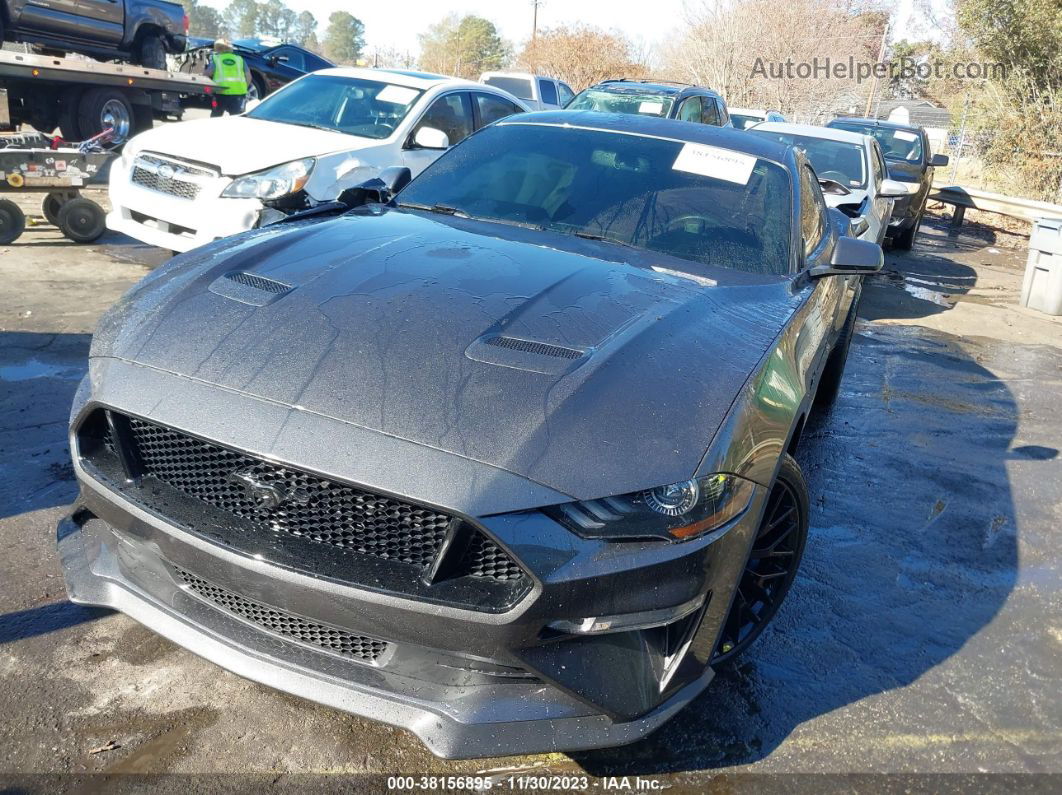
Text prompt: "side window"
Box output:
[[473, 92, 523, 128], [557, 82, 575, 106], [676, 96, 703, 122], [538, 78, 559, 106], [273, 47, 305, 71], [799, 165, 828, 259], [716, 100, 730, 127], [701, 99, 721, 126], [413, 92, 474, 147]]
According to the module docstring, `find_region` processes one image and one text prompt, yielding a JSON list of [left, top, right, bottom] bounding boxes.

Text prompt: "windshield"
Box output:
[[830, 121, 924, 163], [246, 75, 424, 140], [730, 113, 764, 130], [750, 131, 867, 189], [398, 123, 792, 276], [566, 88, 676, 119], [483, 76, 533, 101]]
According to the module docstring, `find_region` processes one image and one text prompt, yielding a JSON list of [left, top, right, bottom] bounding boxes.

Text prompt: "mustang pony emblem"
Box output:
[[228, 470, 308, 510]]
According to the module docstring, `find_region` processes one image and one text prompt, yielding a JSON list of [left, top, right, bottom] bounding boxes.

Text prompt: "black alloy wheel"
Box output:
[[712, 453, 809, 665]]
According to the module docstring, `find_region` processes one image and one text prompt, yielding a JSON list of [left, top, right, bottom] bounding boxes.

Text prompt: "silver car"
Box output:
[[749, 122, 910, 244]]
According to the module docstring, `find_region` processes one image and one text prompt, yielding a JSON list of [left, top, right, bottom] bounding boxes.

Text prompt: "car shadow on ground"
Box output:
[[858, 220, 980, 322], [572, 242, 1021, 775]]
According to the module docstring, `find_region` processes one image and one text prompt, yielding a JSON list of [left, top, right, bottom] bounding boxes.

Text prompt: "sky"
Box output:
[[199, 0, 949, 58]]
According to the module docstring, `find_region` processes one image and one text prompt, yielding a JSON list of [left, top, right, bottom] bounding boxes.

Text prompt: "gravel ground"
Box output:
[[0, 194, 1059, 790]]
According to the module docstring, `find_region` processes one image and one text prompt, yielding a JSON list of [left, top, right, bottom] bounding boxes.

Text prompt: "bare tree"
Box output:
[[664, 0, 882, 122], [517, 25, 649, 90]]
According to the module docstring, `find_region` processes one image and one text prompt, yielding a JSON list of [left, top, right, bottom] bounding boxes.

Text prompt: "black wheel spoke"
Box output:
[[713, 468, 808, 665]]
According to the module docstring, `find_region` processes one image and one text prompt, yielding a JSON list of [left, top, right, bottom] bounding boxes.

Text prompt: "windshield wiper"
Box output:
[[280, 120, 336, 132], [397, 201, 469, 217], [568, 230, 640, 250]]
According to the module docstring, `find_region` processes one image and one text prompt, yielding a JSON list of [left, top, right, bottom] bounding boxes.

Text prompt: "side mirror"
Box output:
[[879, 178, 910, 198], [335, 166, 413, 207], [849, 216, 870, 238], [411, 126, 449, 150], [809, 236, 883, 278], [930, 153, 949, 167]]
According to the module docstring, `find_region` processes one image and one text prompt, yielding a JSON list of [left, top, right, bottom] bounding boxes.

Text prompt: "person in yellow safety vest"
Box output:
[[206, 39, 253, 117]]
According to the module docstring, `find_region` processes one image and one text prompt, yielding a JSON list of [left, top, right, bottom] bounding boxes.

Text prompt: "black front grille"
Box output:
[[127, 416, 453, 569], [175, 567, 388, 663], [78, 410, 530, 610]]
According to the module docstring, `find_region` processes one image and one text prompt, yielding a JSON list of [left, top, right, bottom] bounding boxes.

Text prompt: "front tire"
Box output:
[[712, 453, 809, 665], [892, 210, 922, 250]]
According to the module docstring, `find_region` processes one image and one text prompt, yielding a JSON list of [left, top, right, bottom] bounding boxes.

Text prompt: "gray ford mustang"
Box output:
[[59, 111, 882, 758]]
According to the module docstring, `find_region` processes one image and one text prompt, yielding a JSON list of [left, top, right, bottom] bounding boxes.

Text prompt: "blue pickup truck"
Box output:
[[1, 0, 187, 68]]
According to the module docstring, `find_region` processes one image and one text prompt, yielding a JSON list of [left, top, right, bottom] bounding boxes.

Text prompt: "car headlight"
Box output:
[[221, 158, 314, 200], [545, 473, 757, 542]]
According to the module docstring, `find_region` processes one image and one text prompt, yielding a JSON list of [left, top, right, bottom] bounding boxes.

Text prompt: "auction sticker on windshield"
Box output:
[[893, 130, 918, 142], [672, 143, 756, 184], [638, 101, 665, 115], [377, 85, 419, 105]]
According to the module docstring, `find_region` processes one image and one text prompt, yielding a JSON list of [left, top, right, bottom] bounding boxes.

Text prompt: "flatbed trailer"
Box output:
[[0, 49, 217, 143]]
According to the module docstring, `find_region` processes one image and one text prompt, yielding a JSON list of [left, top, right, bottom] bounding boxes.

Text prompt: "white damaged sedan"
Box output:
[[107, 67, 528, 252], [748, 121, 911, 244]]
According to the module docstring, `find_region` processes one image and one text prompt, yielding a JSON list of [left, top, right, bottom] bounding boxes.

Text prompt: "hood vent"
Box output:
[[209, 270, 293, 306], [224, 271, 292, 294], [485, 336, 584, 360]]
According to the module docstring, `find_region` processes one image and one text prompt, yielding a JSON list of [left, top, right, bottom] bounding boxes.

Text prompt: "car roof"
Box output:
[[313, 67, 478, 90], [829, 116, 923, 133], [499, 110, 793, 163], [753, 121, 870, 146], [590, 80, 723, 100], [481, 71, 558, 81]]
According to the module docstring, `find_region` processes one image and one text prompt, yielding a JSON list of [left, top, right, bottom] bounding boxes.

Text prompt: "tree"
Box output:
[[223, 0, 258, 39], [323, 11, 365, 64], [517, 26, 647, 90], [953, 0, 1062, 201], [257, 0, 296, 39], [293, 10, 319, 51], [662, 0, 882, 123], [178, 0, 225, 39], [418, 14, 510, 79]]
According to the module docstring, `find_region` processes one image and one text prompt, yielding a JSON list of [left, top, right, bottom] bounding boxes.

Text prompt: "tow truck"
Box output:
[[0, 48, 216, 142]]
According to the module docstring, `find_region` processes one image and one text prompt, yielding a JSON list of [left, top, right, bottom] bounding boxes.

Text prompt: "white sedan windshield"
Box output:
[[246, 75, 424, 140]]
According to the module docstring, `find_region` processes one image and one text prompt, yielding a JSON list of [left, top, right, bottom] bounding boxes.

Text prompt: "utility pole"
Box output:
[[529, 0, 543, 70], [863, 20, 890, 118]]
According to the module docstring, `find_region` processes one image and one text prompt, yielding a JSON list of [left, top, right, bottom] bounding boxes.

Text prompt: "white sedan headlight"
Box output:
[[221, 158, 315, 200]]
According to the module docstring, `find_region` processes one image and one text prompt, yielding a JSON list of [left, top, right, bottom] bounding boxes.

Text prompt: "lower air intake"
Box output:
[[175, 567, 388, 663]]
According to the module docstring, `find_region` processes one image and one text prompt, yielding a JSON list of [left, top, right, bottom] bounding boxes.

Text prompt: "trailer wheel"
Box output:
[[0, 200, 26, 244], [57, 198, 106, 243], [78, 88, 134, 143], [135, 32, 167, 70], [43, 191, 78, 226]]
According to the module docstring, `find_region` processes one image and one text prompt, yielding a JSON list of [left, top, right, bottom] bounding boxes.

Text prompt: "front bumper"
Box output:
[[107, 159, 262, 252], [57, 369, 764, 758]]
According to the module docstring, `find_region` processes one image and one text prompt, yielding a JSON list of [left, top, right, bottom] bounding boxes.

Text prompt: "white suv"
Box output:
[[480, 72, 574, 110], [107, 68, 528, 252]]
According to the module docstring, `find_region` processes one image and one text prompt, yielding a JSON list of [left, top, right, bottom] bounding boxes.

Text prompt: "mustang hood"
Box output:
[[125, 116, 371, 175], [92, 211, 800, 500]]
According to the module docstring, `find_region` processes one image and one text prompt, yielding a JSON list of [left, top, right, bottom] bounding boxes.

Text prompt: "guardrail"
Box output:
[[931, 185, 1062, 229]]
